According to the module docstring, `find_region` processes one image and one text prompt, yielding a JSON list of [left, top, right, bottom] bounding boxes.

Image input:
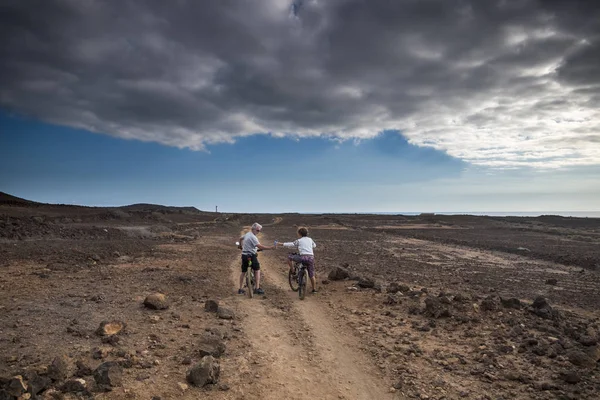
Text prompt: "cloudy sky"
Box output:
[[1, 0, 599, 213]]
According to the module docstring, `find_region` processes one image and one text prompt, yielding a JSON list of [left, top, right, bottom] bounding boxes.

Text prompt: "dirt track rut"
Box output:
[[229, 247, 395, 400]]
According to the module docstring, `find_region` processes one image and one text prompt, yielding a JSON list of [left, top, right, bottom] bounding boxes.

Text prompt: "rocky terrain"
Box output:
[[0, 192, 598, 399]]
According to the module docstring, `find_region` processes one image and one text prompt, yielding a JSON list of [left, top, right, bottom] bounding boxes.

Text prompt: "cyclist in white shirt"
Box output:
[[278, 227, 318, 293]]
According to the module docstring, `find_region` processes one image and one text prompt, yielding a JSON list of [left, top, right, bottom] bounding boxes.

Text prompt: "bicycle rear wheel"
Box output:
[[288, 263, 299, 292], [246, 270, 254, 299], [298, 268, 308, 300]]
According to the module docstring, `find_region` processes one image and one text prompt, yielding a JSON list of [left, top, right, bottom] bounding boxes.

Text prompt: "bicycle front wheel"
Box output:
[[247, 271, 254, 299], [289, 264, 299, 292], [298, 269, 308, 300]]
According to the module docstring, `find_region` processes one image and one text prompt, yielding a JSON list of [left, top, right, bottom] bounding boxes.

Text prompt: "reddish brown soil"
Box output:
[[1, 194, 599, 399]]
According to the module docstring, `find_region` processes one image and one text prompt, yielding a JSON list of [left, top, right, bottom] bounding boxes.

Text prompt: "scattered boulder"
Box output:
[[387, 282, 410, 294], [423, 297, 451, 318], [204, 300, 219, 313], [566, 350, 595, 368], [144, 293, 169, 310], [578, 335, 598, 347], [328, 266, 350, 281], [501, 297, 522, 309], [198, 333, 226, 358], [531, 296, 558, 320], [93, 361, 123, 390], [102, 335, 121, 345], [205, 326, 229, 339], [217, 307, 234, 320], [24, 373, 51, 396], [181, 357, 192, 365], [480, 296, 500, 311], [545, 278, 558, 286], [47, 355, 71, 382], [453, 293, 470, 303], [408, 305, 420, 315], [60, 378, 87, 393], [560, 370, 581, 384], [74, 360, 93, 377], [586, 345, 600, 363], [186, 356, 220, 387], [4, 376, 27, 397], [357, 277, 375, 289], [92, 347, 112, 360], [95, 320, 126, 336]]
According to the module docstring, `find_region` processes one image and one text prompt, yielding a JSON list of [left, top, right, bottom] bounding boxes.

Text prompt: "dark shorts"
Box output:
[[288, 254, 315, 278], [241, 253, 260, 272]]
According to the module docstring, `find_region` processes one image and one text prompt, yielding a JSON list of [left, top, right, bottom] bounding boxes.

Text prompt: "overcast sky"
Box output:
[[1, 0, 599, 213]]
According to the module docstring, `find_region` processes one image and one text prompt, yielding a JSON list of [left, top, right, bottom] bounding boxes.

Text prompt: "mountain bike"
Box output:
[[288, 252, 309, 300], [236, 241, 257, 299]]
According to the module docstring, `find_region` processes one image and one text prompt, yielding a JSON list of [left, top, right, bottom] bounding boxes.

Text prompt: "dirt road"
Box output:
[[227, 241, 396, 400]]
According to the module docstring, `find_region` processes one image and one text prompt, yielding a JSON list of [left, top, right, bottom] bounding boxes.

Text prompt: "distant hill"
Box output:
[[118, 203, 201, 213], [0, 192, 37, 206], [0, 192, 203, 214]]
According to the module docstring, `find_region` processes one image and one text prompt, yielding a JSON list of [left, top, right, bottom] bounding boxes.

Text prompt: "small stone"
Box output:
[[501, 297, 521, 309], [198, 334, 226, 358], [328, 266, 350, 281], [93, 361, 123, 390], [25, 373, 51, 396], [143, 293, 169, 310], [423, 297, 451, 318], [5, 376, 27, 397], [60, 378, 87, 393], [357, 278, 375, 289], [545, 278, 558, 285], [204, 300, 219, 313], [47, 355, 71, 382], [96, 320, 126, 336], [75, 360, 93, 377], [218, 384, 230, 391], [92, 347, 111, 360], [480, 296, 499, 311], [149, 315, 161, 324], [186, 356, 220, 387], [181, 357, 192, 365], [531, 296, 558, 320], [217, 307, 234, 320], [578, 335, 597, 347], [560, 370, 581, 384], [177, 382, 188, 391], [567, 350, 595, 368]]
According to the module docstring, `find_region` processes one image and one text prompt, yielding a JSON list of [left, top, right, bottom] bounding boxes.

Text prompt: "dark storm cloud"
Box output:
[[1, 0, 599, 166]]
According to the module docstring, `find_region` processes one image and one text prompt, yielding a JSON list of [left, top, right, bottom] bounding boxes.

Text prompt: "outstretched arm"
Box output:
[[256, 243, 274, 250]]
